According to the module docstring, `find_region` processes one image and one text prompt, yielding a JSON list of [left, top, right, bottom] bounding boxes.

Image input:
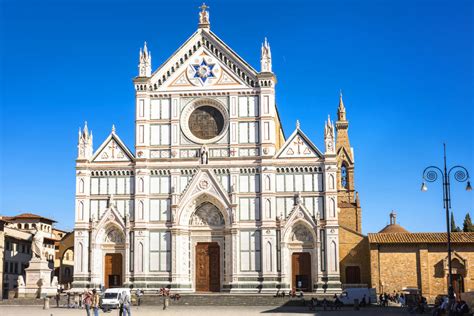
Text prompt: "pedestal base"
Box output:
[[17, 258, 56, 298]]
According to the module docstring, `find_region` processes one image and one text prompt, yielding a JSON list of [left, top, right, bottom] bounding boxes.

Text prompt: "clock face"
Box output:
[[188, 106, 224, 140]]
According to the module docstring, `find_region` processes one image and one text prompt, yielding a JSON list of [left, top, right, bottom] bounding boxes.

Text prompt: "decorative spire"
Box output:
[[296, 119, 300, 129], [198, 3, 210, 29], [138, 41, 152, 77], [324, 115, 335, 154], [78, 121, 93, 160], [338, 90, 346, 121], [260, 37, 272, 72], [112, 124, 116, 133]]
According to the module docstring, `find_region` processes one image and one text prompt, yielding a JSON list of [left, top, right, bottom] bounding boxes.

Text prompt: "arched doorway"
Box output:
[[190, 202, 224, 292], [195, 242, 220, 292], [102, 227, 125, 288], [287, 223, 316, 292], [105, 253, 123, 288], [292, 252, 311, 291]]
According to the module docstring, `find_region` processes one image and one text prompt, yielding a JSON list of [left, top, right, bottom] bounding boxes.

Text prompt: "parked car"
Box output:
[[339, 288, 377, 305], [101, 288, 131, 311]]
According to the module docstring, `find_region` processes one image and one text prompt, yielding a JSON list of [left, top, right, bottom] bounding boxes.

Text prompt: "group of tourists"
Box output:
[[80, 289, 101, 316], [432, 297, 470, 316], [379, 291, 406, 306]]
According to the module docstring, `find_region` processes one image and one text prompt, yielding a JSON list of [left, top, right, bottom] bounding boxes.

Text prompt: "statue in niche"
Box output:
[[200, 145, 209, 164], [292, 224, 313, 242], [190, 202, 224, 226]]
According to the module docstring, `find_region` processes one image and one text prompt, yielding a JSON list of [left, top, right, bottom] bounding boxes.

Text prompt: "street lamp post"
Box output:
[[421, 143, 471, 301]]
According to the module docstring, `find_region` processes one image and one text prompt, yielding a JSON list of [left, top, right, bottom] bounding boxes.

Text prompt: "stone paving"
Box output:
[[0, 305, 416, 316]]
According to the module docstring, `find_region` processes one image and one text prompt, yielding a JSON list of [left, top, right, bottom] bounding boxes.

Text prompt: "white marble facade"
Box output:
[[73, 6, 341, 293]]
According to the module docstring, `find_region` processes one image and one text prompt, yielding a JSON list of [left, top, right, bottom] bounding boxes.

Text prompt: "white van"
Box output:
[[101, 288, 131, 310], [339, 288, 377, 305]]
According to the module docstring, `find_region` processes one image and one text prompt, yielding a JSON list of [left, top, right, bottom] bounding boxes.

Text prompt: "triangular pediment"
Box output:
[[146, 29, 258, 91], [285, 202, 317, 227], [92, 132, 134, 162], [276, 128, 323, 159], [281, 202, 317, 241], [337, 147, 354, 165], [93, 201, 126, 242], [178, 168, 232, 209]]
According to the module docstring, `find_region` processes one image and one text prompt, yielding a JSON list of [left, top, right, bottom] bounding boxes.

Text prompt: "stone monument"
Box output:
[[17, 228, 57, 298]]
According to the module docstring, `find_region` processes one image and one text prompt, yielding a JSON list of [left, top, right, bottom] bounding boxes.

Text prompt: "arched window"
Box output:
[[341, 164, 348, 189]]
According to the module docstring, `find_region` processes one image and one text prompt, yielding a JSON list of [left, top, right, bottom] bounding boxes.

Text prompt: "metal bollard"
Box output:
[[43, 297, 50, 310]]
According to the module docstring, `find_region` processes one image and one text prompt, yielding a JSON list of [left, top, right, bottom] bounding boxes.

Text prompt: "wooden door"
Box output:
[[345, 266, 361, 284], [104, 253, 122, 288], [451, 274, 465, 296], [196, 243, 220, 292], [292, 252, 311, 291]]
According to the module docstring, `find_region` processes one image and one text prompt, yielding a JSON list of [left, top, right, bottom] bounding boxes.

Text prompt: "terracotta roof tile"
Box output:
[[378, 224, 410, 233], [9, 213, 56, 222], [368, 232, 474, 244]]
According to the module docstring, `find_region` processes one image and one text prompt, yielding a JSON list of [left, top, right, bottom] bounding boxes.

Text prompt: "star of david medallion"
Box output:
[[188, 57, 219, 86]]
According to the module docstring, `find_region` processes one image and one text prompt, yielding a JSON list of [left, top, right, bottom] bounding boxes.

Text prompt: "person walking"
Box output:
[[83, 290, 92, 316], [55, 290, 61, 308], [91, 289, 100, 316], [121, 291, 131, 316]]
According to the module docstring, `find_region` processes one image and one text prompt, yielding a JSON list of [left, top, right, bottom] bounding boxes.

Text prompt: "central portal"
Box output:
[[104, 253, 123, 288], [292, 252, 311, 292], [195, 242, 220, 292]]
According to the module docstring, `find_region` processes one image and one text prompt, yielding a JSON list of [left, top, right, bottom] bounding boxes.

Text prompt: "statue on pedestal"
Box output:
[[32, 227, 45, 260]]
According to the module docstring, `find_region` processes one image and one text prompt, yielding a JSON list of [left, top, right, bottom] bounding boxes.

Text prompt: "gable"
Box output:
[[92, 133, 134, 162], [337, 146, 354, 165], [276, 128, 323, 159], [148, 29, 258, 91], [160, 49, 249, 91], [178, 168, 232, 209]]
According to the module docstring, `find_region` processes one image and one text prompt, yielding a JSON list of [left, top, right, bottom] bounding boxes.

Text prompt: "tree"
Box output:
[[463, 213, 474, 232], [451, 212, 461, 232]]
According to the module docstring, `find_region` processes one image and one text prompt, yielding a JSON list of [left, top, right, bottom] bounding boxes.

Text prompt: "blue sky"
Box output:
[[0, 0, 472, 232]]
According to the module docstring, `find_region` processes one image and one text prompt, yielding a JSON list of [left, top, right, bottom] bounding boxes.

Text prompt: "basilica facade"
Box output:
[[73, 5, 361, 293]]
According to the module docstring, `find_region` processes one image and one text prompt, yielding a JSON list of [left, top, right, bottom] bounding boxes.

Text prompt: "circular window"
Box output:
[[188, 106, 224, 140], [180, 98, 229, 144]]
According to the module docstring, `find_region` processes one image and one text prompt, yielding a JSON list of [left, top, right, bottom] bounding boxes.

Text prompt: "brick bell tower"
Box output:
[[335, 93, 362, 232]]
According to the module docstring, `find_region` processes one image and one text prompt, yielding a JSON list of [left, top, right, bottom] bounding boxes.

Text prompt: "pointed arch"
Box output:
[[177, 191, 231, 227], [78, 242, 83, 272], [341, 163, 349, 189], [283, 218, 316, 245], [330, 240, 338, 272], [79, 178, 85, 193], [138, 200, 144, 220], [78, 201, 84, 220], [329, 198, 336, 217], [265, 199, 272, 219], [137, 242, 144, 272], [264, 175, 271, 191], [266, 241, 273, 272], [138, 177, 144, 193], [329, 174, 335, 190]]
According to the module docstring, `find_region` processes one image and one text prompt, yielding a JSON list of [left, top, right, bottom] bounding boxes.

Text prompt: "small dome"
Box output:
[[378, 223, 409, 234]]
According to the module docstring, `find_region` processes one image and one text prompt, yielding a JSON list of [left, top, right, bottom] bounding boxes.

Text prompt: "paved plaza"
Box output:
[[0, 305, 415, 316]]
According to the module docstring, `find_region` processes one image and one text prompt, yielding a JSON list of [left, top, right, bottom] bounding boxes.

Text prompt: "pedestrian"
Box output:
[[67, 292, 71, 308], [91, 289, 100, 316], [122, 291, 131, 316], [135, 288, 142, 306], [55, 289, 61, 308], [83, 290, 92, 316]]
